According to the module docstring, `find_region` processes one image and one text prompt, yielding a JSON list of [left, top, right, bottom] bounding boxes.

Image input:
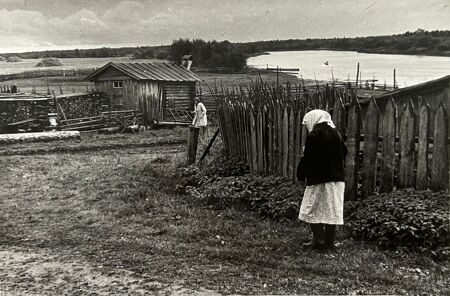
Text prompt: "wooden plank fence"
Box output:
[[217, 84, 449, 199]]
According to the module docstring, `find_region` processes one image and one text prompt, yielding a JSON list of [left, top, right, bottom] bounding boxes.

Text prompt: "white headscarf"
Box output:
[[302, 109, 336, 132]]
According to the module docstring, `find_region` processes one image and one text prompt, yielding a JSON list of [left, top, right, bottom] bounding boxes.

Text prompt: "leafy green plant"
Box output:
[[201, 156, 250, 177], [176, 156, 303, 221], [345, 189, 449, 259], [186, 174, 303, 221]]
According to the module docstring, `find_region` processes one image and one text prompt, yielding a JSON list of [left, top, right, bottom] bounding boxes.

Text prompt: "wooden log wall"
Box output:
[[164, 82, 195, 121], [217, 86, 449, 198], [95, 80, 162, 125]]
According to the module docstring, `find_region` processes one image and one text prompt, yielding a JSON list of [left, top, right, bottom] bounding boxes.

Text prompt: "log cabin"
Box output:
[[85, 62, 202, 124]]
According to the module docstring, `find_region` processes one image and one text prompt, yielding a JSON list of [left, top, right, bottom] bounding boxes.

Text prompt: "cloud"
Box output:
[[49, 9, 109, 44], [0, 9, 50, 48], [0, 0, 449, 53]]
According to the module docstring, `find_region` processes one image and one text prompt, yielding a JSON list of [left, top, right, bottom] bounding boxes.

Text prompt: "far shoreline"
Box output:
[[249, 48, 450, 58]]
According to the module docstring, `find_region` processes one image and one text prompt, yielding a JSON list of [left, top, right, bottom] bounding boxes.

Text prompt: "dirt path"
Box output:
[[1, 248, 216, 296], [0, 141, 219, 295]]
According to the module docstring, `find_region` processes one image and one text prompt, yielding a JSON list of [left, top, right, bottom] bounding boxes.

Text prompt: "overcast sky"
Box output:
[[0, 0, 449, 53]]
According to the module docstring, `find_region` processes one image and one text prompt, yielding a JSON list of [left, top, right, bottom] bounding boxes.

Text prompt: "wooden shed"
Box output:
[[85, 62, 202, 124]]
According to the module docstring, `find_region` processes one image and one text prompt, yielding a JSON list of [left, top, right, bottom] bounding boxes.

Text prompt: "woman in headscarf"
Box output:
[[192, 97, 207, 140], [297, 109, 347, 251]]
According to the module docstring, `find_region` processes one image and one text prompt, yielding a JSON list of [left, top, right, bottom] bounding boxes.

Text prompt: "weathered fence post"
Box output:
[[345, 97, 362, 200], [257, 105, 264, 173], [416, 99, 430, 189], [272, 102, 279, 174], [239, 102, 246, 157], [230, 103, 237, 156], [268, 105, 274, 174], [282, 105, 289, 177], [398, 99, 417, 188], [362, 97, 380, 198], [232, 103, 239, 156], [222, 104, 230, 156], [380, 98, 397, 193], [186, 126, 200, 164], [332, 96, 346, 138], [250, 108, 258, 171], [294, 108, 303, 181], [277, 103, 283, 175], [288, 106, 295, 179], [270, 101, 279, 174], [431, 102, 449, 191], [262, 105, 269, 175], [222, 103, 230, 156], [244, 103, 252, 166]]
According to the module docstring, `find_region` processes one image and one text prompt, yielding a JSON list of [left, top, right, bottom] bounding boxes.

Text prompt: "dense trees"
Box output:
[[240, 30, 450, 56], [11, 46, 169, 60], [169, 39, 247, 71]]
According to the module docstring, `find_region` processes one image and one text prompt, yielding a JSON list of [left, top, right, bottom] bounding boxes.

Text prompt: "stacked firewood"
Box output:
[[56, 93, 107, 119], [0, 98, 50, 133], [0, 101, 31, 125]]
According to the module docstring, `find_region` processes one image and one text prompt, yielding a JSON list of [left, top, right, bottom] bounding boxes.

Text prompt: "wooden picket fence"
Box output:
[[216, 83, 449, 199]]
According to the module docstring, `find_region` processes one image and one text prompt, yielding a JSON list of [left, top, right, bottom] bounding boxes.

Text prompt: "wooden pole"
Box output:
[[199, 128, 220, 162], [276, 66, 279, 88], [186, 126, 200, 164], [355, 63, 360, 89], [393, 69, 396, 89]]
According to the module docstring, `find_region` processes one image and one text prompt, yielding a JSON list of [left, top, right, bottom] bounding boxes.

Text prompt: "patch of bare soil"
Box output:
[[1, 248, 215, 296]]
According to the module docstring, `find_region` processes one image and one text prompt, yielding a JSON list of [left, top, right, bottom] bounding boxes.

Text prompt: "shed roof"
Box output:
[[86, 62, 202, 82], [373, 75, 450, 100]]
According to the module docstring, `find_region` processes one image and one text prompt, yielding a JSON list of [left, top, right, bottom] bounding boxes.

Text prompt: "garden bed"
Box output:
[[177, 156, 450, 259]]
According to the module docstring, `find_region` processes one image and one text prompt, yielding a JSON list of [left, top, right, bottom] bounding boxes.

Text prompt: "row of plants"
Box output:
[[175, 156, 449, 259], [345, 189, 449, 259], [175, 156, 304, 221]]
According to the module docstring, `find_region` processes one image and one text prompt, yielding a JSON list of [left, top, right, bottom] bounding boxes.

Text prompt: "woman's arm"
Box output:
[[297, 134, 315, 181]]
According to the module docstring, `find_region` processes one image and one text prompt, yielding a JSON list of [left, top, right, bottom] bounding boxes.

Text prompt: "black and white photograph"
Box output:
[[0, 0, 449, 295]]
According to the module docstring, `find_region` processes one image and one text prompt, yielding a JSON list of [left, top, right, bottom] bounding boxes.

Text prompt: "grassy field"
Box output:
[[0, 63, 312, 95], [196, 69, 311, 90], [1, 130, 449, 295]]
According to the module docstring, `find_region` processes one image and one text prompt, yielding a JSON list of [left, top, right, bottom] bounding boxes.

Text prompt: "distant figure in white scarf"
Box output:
[[192, 97, 207, 139]]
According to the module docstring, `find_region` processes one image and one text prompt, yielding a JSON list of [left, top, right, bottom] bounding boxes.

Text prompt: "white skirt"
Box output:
[[298, 181, 345, 225]]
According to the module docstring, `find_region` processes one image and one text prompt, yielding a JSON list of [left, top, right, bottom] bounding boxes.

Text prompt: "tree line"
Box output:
[[2, 29, 449, 70], [239, 30, 450, 56], [7, 46, 169, 60]]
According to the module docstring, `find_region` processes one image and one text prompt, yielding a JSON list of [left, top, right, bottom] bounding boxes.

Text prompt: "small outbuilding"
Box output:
[[85, 62, 202, 124]]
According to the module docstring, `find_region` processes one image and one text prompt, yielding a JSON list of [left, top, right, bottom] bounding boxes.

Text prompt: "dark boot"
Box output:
[[303, 223, 325, 251], [324, 224, 336, 250]]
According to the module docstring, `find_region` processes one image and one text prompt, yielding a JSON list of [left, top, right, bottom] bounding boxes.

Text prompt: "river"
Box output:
[[247, 50, 450, 86]]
